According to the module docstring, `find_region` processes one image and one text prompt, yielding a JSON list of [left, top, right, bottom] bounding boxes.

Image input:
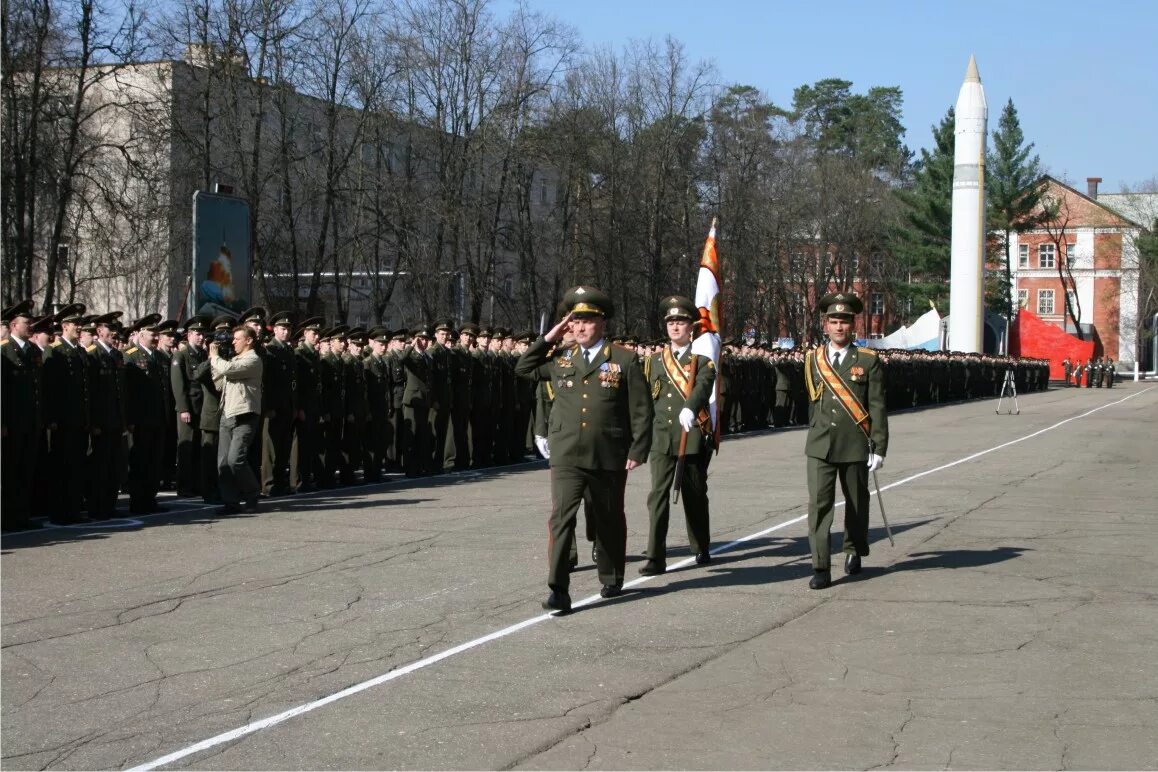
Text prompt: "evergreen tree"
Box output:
[[987, 98, 1043, 318], [891, 106, 955, 319]]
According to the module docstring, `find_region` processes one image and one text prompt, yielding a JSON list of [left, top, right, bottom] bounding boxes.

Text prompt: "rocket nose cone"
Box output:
[[964, 54, 981, 84]]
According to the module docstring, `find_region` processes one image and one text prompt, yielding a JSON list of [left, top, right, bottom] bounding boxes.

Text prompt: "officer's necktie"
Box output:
[[832, 351, 841, 367]]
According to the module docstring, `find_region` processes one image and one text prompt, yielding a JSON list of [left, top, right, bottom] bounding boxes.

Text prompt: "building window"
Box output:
[[1038, 243, 1056, 269], [1017, 289, 1029, 309], [1038, 289, 1055, 315], [1018, 244, 1029, 269], [1066, 242, 1077, 266], [870, 292, 884, 315]]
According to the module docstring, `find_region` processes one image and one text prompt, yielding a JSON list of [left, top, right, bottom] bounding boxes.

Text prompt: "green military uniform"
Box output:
[[290, 317, 325, 491], [123, 315, 169, 514], [514, 286, 653, 611], [341, 329, 369, 484], [155, 321, 179, 490], [319, 326, 348, 486], [446, 323, 477, 470], [193, 315, 234, 503], [1, 302, 47, 531], [261, 312, 299, 495], [42, 304, 92, 522], [363, 328, 392, 482], [470, 331, 495, 467], [429, 319, 453, 474], [642, 296, 717, 572], [804, 293, 889, 587], [85, 313, 128, 519], [386, 330, 408, 470], [401, 325, 437, 477], [171, 317, 207, 496]]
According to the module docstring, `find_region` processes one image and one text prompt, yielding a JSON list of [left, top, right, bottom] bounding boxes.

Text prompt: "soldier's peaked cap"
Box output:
[[2, 299, 35, 322], [271, 310, 296, 327], [93, 311, 124, 328], [129, 313, 163, 333], [326, 324, 349, 340], [434, 318, 454, 332], [563, 285, 613, 319], [29, 315, 55, 334], [55, 303, 87, 324], [238, 306, 268, 324], [660, 295, 697, 322], [390, 328, 407, 341], [183, 315, 209, 332], [411, 323, 433, 339], [367, 326, 389, 341], [818, 292, 863, 318], [459, 321, 480, 334], [211, 314, 237, 330], [155, 319, 179, 335], [297, 316, 324, 333]]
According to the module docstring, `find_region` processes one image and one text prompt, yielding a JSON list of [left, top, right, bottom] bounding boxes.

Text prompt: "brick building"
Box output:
[[1009, 176, 1147, 366]]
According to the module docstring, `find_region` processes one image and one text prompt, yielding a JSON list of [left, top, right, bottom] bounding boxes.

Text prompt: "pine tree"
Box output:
[[891, 106, 955, 319], [987, 99, 1043, 319]]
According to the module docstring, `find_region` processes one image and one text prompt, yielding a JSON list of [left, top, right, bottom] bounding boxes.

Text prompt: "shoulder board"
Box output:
[[550, 344, 578, 359], [1, 339, 8, 346], [857, 347, 877, 357], [611, 343, 635, 353], [706, 358, 715, 369], [86, 344, 97, 353], [125, 346, 138, 355], [50, 340, 62, 347]]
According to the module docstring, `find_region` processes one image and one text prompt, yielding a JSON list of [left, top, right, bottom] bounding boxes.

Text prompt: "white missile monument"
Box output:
[[948, 54, 988, 353]]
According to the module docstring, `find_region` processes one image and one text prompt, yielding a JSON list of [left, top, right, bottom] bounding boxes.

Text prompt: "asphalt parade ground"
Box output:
[[3, 383, 1157, 771]]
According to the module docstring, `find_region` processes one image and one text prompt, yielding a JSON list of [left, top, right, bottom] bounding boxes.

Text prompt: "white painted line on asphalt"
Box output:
[[128, 385, 1154, 771]]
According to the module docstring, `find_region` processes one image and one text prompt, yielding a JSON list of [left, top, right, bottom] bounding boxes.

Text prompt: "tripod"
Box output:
[[995, 368, 1019, 415]]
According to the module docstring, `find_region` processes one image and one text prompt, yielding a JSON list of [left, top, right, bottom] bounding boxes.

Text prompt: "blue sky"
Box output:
[[497, 0, 1156, 191]]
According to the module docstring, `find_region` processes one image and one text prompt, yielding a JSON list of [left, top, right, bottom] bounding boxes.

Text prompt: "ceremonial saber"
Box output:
[[868, 439, 895, 546]]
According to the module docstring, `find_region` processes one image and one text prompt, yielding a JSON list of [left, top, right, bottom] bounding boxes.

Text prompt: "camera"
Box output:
[[213, 328, 235, 359]]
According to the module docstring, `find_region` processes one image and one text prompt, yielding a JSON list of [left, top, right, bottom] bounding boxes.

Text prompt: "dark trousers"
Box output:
[[645, 451, 711, 562], [87, 429, 125, 518], [323, 414, 344, 485], [260, 412, 294, 494], [340, 417, 364, 483], [2, 429, 38, 527], [402, 403, 431, 475], [548, 466, 628, 592], [200, 430, 220, 502], [51, 426, 89, 520], [176, 416, 201, 495], [162, 412, 177, 486], [806, 456, 870, 570], [470, 406, 492, 467], [218, 412, 259, 506], [430, 404, 450, 472], [388, 409, 403, 469], [447, 407, 471, 469], [365, 414, 390, 482], [128, 426, 163, 511]]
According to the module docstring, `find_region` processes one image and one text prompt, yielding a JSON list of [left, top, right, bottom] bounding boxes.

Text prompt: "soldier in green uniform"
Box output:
[[446, 322, 477, 470], [363, 327, 392, 482], [123, 315, 169, 514], [171, 316, 207, 496], [155, 320, 180, 491], [290, 317, 325, 491], [194, 315, 234, 503], [401, 324, 437, 477], [429, 319, 454, 474], [471, 327, 495, 467], [803, 293, 889, 589], [515, 286, 653, 613], [1, 301, 47, 531], [42, 303, 92, 523], [82, 313, 126, 519], [386, 329, 408, 471], [261, 311, 299, 496], [320, 326, 348, 487], [341, 328, 369, 484], [640, 296, 717, 575]]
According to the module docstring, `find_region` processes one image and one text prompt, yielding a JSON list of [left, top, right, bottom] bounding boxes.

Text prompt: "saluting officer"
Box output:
[[86, 312, 128, 519], [386, 329, 408, 471], [446, 322, 477, 470], [194, 315, 235, 503], [640, 296, 717, 575], [123, 314, 170, 514], [803, 293, 889, 589], [261, 311, 299, 496], [401, 324, 437, 477], [1, 301, 47, 531], [171, 315, 208, 496], [430, 319, 454, 474], [363, 327, 392, 482], [342, 328, 369, 484], [515, 286, 653, 614], [42, 303, 91, 523], [320, 326, 348, 487]]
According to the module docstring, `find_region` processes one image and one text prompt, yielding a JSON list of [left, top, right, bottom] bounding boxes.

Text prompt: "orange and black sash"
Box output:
[[811, 345, 871, 439], [662, 345, 693, 399]]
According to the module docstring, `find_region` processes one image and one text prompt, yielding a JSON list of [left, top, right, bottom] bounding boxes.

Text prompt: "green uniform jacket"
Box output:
[[1, 338, 44, 433], [401, 347, 435, 407], [804, 346, 888, 463], [124, 346, 169, 427], [44, 339, 90, 429], [515, 336, 652, 470], [170, 344, 205, 418], [263, 339, 299, 416], [87, 342, 126, 432], [644, 346, 716, 456], [295, 343, 322, 417]]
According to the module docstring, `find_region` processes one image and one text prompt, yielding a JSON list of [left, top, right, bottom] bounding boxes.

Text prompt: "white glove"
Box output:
[[534, 435, 550, 459], [867, 453, 884, 472], [678, 408, 696, 432]]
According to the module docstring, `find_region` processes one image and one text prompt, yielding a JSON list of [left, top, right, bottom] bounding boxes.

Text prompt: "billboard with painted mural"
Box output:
[[192, 191, 252, 317]]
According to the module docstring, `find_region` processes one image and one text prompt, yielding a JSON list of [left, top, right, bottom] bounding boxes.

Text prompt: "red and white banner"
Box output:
[[691, 217, 722, 445]]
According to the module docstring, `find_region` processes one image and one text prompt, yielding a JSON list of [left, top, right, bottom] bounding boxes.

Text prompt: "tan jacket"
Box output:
[[211, 348, 263, 418]]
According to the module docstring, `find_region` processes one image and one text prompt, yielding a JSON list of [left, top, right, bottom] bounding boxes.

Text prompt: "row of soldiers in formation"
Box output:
[[712, 346, 1051, 433], [1, 297, 1053, 533], [1061, 357, 1117, 388]]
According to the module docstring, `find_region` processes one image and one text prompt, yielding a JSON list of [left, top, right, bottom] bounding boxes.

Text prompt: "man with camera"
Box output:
[[209, 325, 264, 515]]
